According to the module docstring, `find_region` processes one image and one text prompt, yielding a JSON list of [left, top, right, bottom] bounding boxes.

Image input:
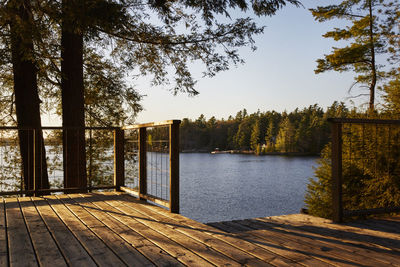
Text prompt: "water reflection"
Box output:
[[180, 153, 317, 223]]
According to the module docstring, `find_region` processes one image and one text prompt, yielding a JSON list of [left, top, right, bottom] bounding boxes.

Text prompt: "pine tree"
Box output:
[[383, 1, 400, 116], [311, 0, 392, 111], [384, 0, 400, 66], [3, 0, 50, 192], [384, 76, 400, 116], [275, 117, 295, 152], [250, 119, 261, 152], [0, 1, 145, 190], [61, 0, 87, 189], [235, 119, 252, 149]]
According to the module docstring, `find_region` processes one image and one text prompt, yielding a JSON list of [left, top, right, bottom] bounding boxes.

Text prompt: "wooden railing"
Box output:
[[121, 120, 180, 213], [329, 118, 400, 222], [0, 120, 181, 213], [0, 126, 120, 195]]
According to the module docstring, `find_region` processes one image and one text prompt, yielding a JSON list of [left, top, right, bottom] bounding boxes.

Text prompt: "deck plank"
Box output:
[[32, 197, 97, 267], [265, 214, 400, 252], [209, 220, 335, 267], [2, 193, 400, 267], [256, 217, 400, 265], [98, 193, 261, 267], [88, 193, 216, 267], [231, 218, 388, 267], [56, 194, 154, 266], [5, 197, 37, 267], [41, 195, 125, 267], [112, 192, 299, 267], [0, 198, 8, 267], [74, 194, 184, 267], [114, 192, 309, 267], [18, 197, 67, 267]]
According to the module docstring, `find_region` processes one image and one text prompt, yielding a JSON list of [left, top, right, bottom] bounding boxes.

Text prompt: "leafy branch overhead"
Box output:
[[78, 0, 302, 95], [0, 0, 302, 123]]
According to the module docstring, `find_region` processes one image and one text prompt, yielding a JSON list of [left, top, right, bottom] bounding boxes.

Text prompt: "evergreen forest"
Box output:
[[179, 102, 348, 155]]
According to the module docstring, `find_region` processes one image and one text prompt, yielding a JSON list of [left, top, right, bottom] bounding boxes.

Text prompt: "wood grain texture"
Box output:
[[32, 197, 96, 267], [77, 193, 183, 267], [209, 213, 400, 267], [42, 195, 125, 267], [5, 198, 37, 267], [57, 194, 152, 266], [1, 194, 399, 267], [19, 197, 67, 267]]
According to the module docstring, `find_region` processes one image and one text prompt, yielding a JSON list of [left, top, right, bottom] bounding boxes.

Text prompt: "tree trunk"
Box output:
[[61, 0, 87, 190], [9, 0, 50, 193], [368, 0, 376, 112]]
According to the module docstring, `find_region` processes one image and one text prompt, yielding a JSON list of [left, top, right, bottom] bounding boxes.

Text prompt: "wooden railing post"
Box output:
[[331, 122, 343, 223], [169, 121, 180, 213], [114, 128, 125, 191], [139, 127, 147, 200], [33, 128, 38, 196]]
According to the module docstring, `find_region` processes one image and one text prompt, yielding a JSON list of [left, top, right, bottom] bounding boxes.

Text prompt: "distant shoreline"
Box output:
[[181, 149, 319, 156]]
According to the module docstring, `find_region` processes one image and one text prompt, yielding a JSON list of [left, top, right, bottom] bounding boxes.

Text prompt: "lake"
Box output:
[[180, 153, 318, 223], [0, 144, 318, 223]]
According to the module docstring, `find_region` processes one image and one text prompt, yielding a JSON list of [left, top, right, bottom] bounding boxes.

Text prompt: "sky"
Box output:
[[133, 1, 370, 123]]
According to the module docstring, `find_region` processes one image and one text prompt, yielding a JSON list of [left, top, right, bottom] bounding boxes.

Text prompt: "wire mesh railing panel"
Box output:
[[0, 127, 119, 196], [0, 129, 23, 192], [86, 129, 115, 188], [0, 121, 179, 210], [146, 126, 170, 201], [121, 120, 180, 212], [332, 119, 400, 219], [124, 129, 139, 190], [43, 129, 63, 189]]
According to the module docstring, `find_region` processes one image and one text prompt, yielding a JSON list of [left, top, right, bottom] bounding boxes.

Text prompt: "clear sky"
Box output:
[[133, 1, 369, 123]]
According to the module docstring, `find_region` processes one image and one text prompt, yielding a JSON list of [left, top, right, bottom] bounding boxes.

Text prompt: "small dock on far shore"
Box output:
[[1, 192, 400, 266]]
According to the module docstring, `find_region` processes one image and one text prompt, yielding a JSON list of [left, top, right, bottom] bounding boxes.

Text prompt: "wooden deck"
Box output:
[[1, 193, 399, 267]]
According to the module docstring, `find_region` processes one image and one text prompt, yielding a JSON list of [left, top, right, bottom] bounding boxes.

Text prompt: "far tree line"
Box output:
[[179, 102, 349, 155]]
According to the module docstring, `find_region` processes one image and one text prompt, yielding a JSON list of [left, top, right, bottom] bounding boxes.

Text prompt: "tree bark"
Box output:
[[368, 0, 376, 112], [9, 0, 50, 193], [61, 0, 87, 190]]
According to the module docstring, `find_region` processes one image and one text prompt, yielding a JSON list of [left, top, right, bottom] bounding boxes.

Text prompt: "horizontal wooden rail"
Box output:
[[0, 126, 119, 130], [122, 120, 181, 130], [120, 186, 170, 208]]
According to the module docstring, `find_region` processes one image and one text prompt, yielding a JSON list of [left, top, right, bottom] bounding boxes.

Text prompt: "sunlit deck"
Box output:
[[1, 192, 400, 266]]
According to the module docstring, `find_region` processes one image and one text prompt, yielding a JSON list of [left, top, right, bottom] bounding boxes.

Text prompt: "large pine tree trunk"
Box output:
[[61, 0, 87, 190], [9, 0, 50, 193]]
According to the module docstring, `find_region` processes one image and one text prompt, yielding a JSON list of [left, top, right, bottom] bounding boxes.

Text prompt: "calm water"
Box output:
[[180, 153, 318, 223]]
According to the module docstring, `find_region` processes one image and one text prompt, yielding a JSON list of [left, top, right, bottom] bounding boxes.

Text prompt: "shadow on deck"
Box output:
[[1, 192, 399, 266]]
